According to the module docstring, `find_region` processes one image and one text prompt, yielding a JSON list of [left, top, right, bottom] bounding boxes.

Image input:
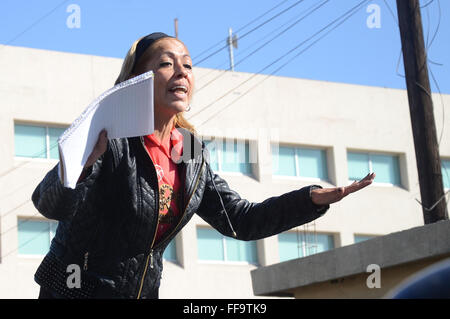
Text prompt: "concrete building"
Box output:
[[0, 45, 449, 299], [251, 219, 450, 298]]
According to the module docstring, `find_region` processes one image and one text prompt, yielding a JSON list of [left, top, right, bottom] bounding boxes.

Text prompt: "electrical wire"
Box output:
[[194, 0, 330, 95], [189, 0, 370, 124], [196, 1, 325, 83], [192, 0, 291, 61], [0, 1, 72, 260], [383, 0, 445, 143], [1, 215, 53, 261], [193, 0, 308, 66], [196, 1, 450, 214], [0, 140, 59, 179], [0, 0, 313, 181], [1, 0, 70, 48], [234, 0, 330, 69], [0, 0, 329, 253], [382, 0, 449, 212], [425, 0, 441, 51], [0, 1, 312, 250], [196, 0, 369, 128], [421, 0, 435, 8], [3, 0, 449, 258], [0, 1, 310, 255]]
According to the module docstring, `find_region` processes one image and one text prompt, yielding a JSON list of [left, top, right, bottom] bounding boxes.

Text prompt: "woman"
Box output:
[[32, 32, 375, 299]]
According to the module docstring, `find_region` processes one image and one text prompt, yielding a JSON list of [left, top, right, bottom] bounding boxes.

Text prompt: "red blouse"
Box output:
[[143, 128, 184, 244]]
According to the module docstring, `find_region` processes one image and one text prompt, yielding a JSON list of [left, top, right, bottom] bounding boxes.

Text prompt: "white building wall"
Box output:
[[0, 45, 448, 299]]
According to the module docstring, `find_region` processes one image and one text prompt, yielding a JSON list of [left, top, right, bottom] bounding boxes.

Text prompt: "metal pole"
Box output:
[[228, 28, 235, 71], [174, 18, 179, 39]]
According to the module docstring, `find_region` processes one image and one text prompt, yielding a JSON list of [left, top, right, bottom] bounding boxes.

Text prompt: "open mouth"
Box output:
[[169, 85, 188, 95]]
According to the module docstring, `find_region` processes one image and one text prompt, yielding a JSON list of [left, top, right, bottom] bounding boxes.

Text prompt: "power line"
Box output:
[[0, 0, 306, 182], [384, 0, 443, 73], [0, 209, 41, 242], [193, 0, 308, 66], [0, 175, 46, 201], [421, 0, 435, 8], [196, 3, 322, 83], [0, 1, 72, 259], [396, 0, 448, 222], [3, 0, 448, 254], [0, 139, 60, 179], [0, 1, 70, 178], [189, 0, 370, 124], [196, 0, 370, 128], [425, 0, 441, 50], [383, 0, 446, 145], [193, 0, 291, 61], [1, 215, 54, 261], [194, 0, 449, 210], [383, 0, 447, 168], [1, 0, 70, 48], [235, 0, 330, 69], [194, 0, 330, 95]]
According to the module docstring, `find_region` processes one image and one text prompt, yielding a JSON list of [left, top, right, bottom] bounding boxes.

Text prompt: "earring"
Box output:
[[185, 105, 191, 112]]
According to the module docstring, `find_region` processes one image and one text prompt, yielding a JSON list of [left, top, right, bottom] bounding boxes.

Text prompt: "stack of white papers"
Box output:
[[58, 71, 154, 189]]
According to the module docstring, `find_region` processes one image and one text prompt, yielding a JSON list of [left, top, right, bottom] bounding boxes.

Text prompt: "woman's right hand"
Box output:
[[84, 129, 108, 169]]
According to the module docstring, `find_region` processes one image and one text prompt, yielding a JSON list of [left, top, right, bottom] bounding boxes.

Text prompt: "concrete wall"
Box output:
[[0, 45, 449, 298], [251, 220, 450, 298], [292, 256, 450, 299]]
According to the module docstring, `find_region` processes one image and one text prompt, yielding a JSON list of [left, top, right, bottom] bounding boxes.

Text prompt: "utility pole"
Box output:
[[227, 28, 238, 71], [396, 0, 448, 224], [174, 18, 179, 39]]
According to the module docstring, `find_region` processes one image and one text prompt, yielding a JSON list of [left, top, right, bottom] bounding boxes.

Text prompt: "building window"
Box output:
[[272, 145, 328, 180], [347, 151, 401, 185], [442, 159, 450, 190], [278, 231, 334, 262], [354, 234, 377, 244], [14, 123, 66, 160], [197, 227, 258, 264], [204, 138, 252, 175], [163, 239, 177, 262], [17, 218, 57, 256]]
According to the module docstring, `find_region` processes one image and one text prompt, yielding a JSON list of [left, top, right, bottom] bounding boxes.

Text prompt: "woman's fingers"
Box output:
[[85, 130, 108, 168], [95, 129, 108, 153], [311, 172, 376, 206], [345, 173, 376, 195]]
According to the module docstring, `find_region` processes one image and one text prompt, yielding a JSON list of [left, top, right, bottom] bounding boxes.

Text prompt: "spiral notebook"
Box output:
[[58, 71, 154, 189]]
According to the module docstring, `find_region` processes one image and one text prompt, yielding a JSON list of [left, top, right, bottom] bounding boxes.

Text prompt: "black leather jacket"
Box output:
[[32, 129, 329, 299]]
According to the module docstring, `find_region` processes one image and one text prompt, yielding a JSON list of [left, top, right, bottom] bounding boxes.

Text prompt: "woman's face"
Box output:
[[137, 38, 194, 120]]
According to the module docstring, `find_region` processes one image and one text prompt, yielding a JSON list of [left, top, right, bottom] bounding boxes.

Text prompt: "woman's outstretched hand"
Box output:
[[84, 129, 108, 169], [311, 173, 376, 206]]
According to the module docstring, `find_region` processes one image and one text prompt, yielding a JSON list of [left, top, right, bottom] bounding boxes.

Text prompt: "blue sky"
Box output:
[[1, 0, 449, 93]]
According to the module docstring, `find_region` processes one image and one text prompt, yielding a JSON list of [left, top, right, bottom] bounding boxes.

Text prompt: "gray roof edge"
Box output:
[[251, 219, 450, 296]]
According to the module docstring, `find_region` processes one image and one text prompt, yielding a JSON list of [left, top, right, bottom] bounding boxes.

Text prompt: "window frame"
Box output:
[[17, 217, 57, 258], [203, 137, 254, 177], [162, 238, 178, 263], [196, 226, 258, 266], [442, 158, 450, 191], [14, 122, 67, 162], [277, 231, 335, 262], [272, 144, 329, 182], [347, 150, 401, 187]]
